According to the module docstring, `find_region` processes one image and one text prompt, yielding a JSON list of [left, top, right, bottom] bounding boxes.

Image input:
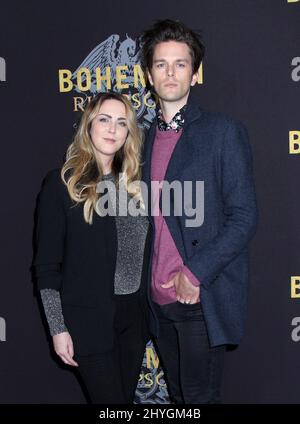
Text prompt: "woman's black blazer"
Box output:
[[33, 169, 152, 355]]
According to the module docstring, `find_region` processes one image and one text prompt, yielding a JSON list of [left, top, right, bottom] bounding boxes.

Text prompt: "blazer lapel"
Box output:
[[142, 98, 203, 235], [164, 99, 203, 183], [162, 99, 203, 259], [142, 119, 157, 226]]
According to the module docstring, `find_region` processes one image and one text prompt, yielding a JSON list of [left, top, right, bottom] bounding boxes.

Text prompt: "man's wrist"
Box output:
[[181, 265, 200, 287]]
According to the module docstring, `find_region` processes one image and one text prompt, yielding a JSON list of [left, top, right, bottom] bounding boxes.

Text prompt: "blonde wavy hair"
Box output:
[[61, 92, 144, 224]]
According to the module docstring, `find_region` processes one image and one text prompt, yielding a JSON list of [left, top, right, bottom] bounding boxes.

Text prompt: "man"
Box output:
[[140, 19, 258, 404]]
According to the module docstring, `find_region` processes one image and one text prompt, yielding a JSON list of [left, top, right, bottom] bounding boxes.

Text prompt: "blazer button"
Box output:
[[192, 239, 198, 246]]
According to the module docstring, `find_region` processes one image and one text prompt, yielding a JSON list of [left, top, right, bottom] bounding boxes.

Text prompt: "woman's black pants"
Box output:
[[75, 290, 147, 404]]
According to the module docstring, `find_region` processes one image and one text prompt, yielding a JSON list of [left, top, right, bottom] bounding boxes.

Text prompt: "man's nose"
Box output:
[[167, 64, 175, 77]]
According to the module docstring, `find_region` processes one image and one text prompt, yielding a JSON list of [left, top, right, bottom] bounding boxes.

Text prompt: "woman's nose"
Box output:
[[108, 121, 117, 133]]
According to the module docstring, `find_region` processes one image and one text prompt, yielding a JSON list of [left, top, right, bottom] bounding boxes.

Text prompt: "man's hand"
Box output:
[[161, 271, 200, 304], [52, 331, 79, 367]]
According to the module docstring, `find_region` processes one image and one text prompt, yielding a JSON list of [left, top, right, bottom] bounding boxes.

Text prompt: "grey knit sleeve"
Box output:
[[40, 289, 68, 336]]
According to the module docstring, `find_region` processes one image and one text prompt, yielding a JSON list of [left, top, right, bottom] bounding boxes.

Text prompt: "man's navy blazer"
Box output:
[[142, 97, 258, 347]]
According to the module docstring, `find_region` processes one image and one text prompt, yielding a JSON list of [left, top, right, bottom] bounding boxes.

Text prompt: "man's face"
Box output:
[[147, 41, 198, 105]]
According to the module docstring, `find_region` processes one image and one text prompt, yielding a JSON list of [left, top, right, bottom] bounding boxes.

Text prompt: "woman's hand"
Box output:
[[52, 332, 79, 367]]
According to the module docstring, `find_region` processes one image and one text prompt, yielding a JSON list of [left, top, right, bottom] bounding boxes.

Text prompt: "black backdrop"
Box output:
[[0, 0, 299, 403]]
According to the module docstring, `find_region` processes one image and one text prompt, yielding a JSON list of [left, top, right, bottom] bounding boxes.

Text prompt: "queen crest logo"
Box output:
[[59, 34, 157, 128]]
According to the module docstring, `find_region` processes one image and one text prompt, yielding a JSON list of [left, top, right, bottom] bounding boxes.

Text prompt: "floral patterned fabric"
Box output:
[[157, 104, 187, 132]]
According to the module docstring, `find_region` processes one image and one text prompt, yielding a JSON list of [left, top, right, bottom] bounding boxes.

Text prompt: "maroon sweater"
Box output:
[[150, 127, 200, 305]]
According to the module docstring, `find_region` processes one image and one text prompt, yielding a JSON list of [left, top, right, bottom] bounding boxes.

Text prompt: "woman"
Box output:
[[33, 92, 152, 404]]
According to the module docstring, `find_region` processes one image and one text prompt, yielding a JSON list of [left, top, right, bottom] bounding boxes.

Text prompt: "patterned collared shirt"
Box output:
[[157, 105, 187, 132]]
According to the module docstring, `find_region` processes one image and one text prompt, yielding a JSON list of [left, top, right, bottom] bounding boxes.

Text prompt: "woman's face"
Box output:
[[90, 99, 129, 167]]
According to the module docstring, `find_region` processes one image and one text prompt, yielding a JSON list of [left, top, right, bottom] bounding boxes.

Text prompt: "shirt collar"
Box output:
[[157, 104, 187, 132]]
